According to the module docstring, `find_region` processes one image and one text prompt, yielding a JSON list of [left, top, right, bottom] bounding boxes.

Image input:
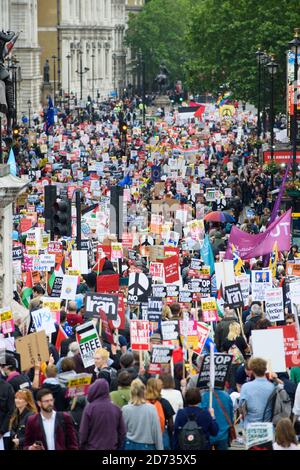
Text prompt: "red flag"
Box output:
[[55, 325, 68, 353], [194, 105, 206, 120], [96, 274, 119, 293]]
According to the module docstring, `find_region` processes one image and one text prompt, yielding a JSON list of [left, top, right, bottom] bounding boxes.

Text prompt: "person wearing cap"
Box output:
[[0, 354, 31, 393]]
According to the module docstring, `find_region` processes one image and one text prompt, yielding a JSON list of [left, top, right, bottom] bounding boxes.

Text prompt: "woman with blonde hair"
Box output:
[[162, 305, 172, 321], [273, 418, 300, 450], [122, 379, 163, 450], [221, 321, 249, 391], [9, 389, 37, 450]]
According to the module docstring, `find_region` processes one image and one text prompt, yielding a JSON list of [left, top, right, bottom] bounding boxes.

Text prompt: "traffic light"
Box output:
[[52, 198, 72, 237], [119, 121, 128, 134]]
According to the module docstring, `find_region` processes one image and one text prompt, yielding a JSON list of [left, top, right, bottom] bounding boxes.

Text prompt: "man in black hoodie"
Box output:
[[0, 375, 15, 449]]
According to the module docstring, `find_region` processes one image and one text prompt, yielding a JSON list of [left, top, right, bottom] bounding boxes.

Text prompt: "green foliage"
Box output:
[[125, 0, 193, 88], [187, 0, 300, 108]]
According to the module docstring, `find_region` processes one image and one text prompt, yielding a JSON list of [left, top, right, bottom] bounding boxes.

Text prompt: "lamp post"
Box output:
[[138, 50, 146, 126], [52, 55, 57, 106], [76, 49, 89, 101], [261, 51, 270, 138], [256, 48, 263, 157], [66, 54, 71, 106], [27, 100, 31, 128], [91, 52, 95, 102], [289, 28, 300, 180], [112, 53, 117, 98], [267, 54, 278, 189]]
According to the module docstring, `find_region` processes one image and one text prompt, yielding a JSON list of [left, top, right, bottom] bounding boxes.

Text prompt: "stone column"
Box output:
[[0, 165, 28, 309]]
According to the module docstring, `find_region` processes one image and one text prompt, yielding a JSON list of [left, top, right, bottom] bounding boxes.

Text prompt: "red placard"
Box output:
[[108, 293, 125, 331], [19, 218, 33, 233], [130, 320, 150, 351], [122, 233, 133, 249], [96, 274, 119, 293], [163, 254, 180, 284], [269, 325, 300, 368], [96, 244, 112, 261]]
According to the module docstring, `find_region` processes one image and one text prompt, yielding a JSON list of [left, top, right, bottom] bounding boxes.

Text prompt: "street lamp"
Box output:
[[27, 100, 31, 128], [91, 52, 95, 101], [112, 53, 117, 98], [52, 55, 57, 106], [66, 54, 71, 105], [138, 50, 146, 126], [267, 54, 278, 188], [75, 49, 89, 101], [289, 28, 300, 180], [261, 51, 270, 137], [256, 48, 264, 156]]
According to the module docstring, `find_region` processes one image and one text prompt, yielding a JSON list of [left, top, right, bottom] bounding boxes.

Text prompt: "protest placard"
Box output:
[[76, 322, 101, 368], [15, 331, 49, 371], [39, 254, 56, 271], [31, 308, 56, 335], [161, 320, 179, 341], [149, 262, 164, 281], [197, 322, 210, 354], [215, 261, 235, 289], [152, 285, 167, 298], [235, 274, 250, 307], [65, 373, 92, 398], [85, 292, 119, 320], [50, 276, 63, 297], [225, 284, 244, 309], [130, 320, 150, 351], [128, 273, 152, 304], [265, 288, 284, 322], [245, 423, 274, 450], [151, 346, 173, 364], [251, 270, 272, 301], [147, 297, 163, 322], [179, 319, 199, 348], [197, 353, 232, 389], [190, 258, 202, 271], [188, 278, 211, 298], [201, 297, 218, 322], [71, 250, 89, 274], [12, 245, 23, 261], [0, 308, 14, 334], [252, 329, 286, 372], [60, 275, 78, 300], [269, 325, 300, 368], [163, 254, 180, 284], [179, 290, 193, 303]]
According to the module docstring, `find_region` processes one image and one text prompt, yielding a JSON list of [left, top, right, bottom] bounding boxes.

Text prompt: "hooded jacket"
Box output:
[[98, 259, 116, 276], [79, 379, 126, 450]]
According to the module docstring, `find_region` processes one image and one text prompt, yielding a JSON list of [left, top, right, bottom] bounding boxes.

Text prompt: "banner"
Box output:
[[265, 288, 284, 322], [197, 353, 232, 389], [225, 209, 291, 260], [130, 320, 150, 351]]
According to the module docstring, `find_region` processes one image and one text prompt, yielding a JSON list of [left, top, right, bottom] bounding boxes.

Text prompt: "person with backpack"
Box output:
[[174, 388, 218, 450], [24, 388, 79, 450]]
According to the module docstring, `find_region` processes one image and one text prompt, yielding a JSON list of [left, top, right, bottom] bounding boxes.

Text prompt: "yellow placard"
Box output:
[[27, 249, 39, 255], [68, 269, 81, 276], [26, 240, 36, 247], [0, 310, 13, 322], [201, 300, 217, 311], [43, 300, 61, 312], [67, 376, 92, 388], [201, 266, 210, 275]]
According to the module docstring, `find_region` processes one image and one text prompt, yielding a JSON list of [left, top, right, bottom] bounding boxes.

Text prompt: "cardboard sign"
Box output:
[[225, 284, 244, 309], [130, 320, 150, 351], [31, 308, 56, 335], [151, 346, 173, 364], [245, 423, 274, 450], [252, 329, 286, 372], [163, 254, 180, 284], [201, 297, 218, 322], [265, 288, 284, 322], [161, 320, 179, 341], [15, 331, 49, 371], [128, 273, 152, 304], [197, 353, 233, 389], [251, 270, 272, 301], [147, 297, 163, 322], [76, 322, 101, 368]]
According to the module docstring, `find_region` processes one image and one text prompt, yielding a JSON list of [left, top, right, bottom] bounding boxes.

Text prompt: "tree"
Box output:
[[125, 0, 193, 91], [187, 0, 300, 109]]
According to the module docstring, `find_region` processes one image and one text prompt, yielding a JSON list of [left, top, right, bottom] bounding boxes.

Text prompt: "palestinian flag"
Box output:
[[48, 257, 65, 292], [216, 282, 224, 319], [21, 272, 33, 309], [55, 325, 68, 353]]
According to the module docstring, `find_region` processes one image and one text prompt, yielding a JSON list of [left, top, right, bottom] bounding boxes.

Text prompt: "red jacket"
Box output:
[[24, 412, 79, 450]]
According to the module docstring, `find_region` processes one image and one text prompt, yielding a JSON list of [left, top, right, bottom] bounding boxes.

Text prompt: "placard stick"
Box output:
[[188, 345, 193, 374], [261, 301, 265, 319], [139, 349, 143, 373], [238, 307, 246, 340], [170, 356, 174, 378], [99, 319, 102, 338]]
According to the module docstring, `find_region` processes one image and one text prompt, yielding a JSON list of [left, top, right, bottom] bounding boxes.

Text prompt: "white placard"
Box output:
[[39, 254, 56, 271], [71, 250, 89, 274], [60, 275, 79, 300], [265, 288, 284, 322], [215, 261, 235, 289], [251, 270, 272, 301], [252, 329, 286, 372], [31, 308, 56, 335], [245, 423, 274, 449], [235, 274, 250, 307]]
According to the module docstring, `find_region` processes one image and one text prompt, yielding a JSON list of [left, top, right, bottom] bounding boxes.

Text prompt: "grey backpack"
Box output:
[[263, 385, 292, 426]]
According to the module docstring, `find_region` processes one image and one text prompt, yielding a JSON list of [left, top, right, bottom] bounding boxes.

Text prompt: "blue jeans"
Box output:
[[163, 430, 171, 450], [124, 439, 156, 451]]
